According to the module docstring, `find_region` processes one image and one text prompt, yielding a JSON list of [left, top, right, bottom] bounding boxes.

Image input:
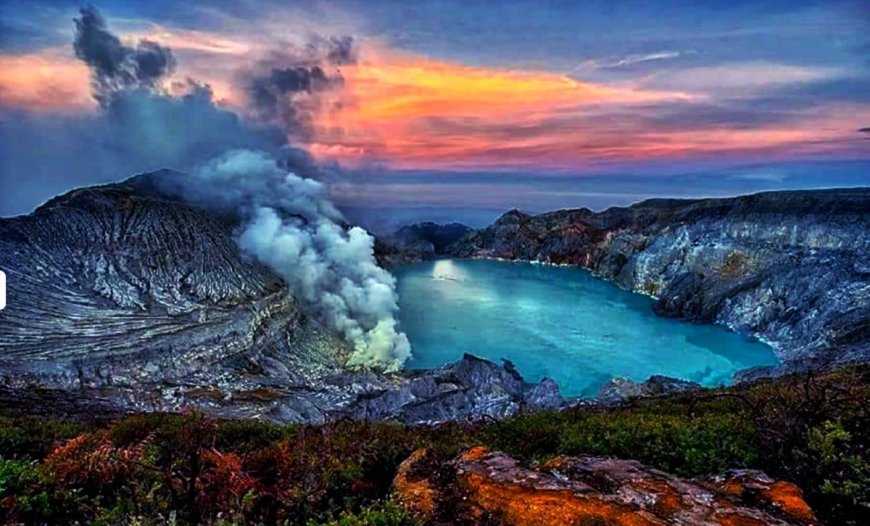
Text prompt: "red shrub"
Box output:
[[196, 448, 255, 515], [45, 430, 146, 488]]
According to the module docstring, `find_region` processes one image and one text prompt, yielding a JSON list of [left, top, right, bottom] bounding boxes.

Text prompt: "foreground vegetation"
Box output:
[[0, 366, 866, 525]]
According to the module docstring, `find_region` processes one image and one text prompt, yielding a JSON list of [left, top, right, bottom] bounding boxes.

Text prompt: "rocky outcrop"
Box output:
[[393, 446, 819, 525], [339, 354, 564, 424], [597, 375, 701, 403], [449, 189, 870, 370], [0, 354, 564, 424]]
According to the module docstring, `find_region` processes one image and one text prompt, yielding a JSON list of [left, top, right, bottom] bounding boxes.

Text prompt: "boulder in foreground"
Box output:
[[393, 446, 818, 525]]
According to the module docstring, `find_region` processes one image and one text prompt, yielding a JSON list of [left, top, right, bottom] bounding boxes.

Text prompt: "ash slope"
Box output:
[[0, 172, 352, 389], [0, 173, 560, 423], [449, 188, 870, 372]]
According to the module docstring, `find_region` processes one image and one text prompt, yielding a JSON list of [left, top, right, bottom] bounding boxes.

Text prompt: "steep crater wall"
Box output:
[[0, 175, 352, 390], [448, 189, 870, 371]]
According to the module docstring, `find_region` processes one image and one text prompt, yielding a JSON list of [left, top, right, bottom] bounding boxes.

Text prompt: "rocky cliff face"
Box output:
[[0, 175, 561, 422], [449, 189, 870, 370], [393, 446, 819, 525], [389, 222, 472, 260]]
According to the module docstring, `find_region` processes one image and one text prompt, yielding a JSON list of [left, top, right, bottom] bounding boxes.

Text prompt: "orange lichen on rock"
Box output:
[[714, 513, 777, 526], [393, 447, 819, 526], [391, 449, 437, 518], [713, 471, 818, 525], [761, 481, 817, 523], [459, 445, 490, 462], [633, 478, 685, 517], [461, 471, 661, 526]]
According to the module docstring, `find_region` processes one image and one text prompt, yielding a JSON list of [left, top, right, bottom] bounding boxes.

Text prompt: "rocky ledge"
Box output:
[[393, 446, 819, 525], [448, 189, 870, 372], [0, 351, 566, 425]]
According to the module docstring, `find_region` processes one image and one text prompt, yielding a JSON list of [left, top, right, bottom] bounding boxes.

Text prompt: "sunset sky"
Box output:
[[1, 0, 868, 227]]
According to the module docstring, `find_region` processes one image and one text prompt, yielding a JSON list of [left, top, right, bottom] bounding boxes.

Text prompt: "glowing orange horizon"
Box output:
[[1, 35, 866, 171], [0, 52, 93, 112]]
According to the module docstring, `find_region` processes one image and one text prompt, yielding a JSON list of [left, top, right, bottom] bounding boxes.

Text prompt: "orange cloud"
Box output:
[[347, 58, 671, 120], [305, 48, 868, 169], [307, 47, 697, 167], [0, 44, 243, 112], [0, 51, 93, 112], [311, 97, 869, 171]]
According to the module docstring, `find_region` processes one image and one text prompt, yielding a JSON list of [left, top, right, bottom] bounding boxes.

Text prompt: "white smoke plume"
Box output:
[[164, 149, 411, 371]]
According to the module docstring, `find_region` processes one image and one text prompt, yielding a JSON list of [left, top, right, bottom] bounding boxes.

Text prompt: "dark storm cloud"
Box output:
[[246, 36, 357, 139], [248, 65, 330, 111], [0, 7, 284, 216], [73, 6, 176, 105], [309, 35, 358, 66], [859, 127, 870, 133], [274, 145, 343, 181]]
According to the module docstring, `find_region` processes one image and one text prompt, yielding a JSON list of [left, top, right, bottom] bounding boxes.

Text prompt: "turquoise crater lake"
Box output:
[[395, 259, 778, 397]]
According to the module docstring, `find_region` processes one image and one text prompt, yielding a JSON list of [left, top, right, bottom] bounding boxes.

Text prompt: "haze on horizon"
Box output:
[[1, 0, 868, 228]]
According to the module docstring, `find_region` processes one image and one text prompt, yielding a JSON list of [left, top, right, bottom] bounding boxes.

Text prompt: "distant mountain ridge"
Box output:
[[446, 188, 870, 372], [389, 221, 473, 258]]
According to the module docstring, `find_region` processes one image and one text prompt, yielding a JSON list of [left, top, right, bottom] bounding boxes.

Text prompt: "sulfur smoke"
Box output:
[[53, 7, 413, 370], [162, 149, 411, 371]]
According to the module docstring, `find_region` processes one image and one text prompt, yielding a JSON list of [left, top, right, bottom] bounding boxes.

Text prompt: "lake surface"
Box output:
[[395, 259, 778, 396]]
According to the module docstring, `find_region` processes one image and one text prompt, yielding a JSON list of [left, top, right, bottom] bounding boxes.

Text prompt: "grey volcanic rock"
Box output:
[[0, 174, 561, 422], [450, 189, 870, 369], [0, 354, 565, 425], [2, 178, 865, 421], [524, 377, 564, 410], [598, 375, 701, 402], [344, 354, 564, 424]]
